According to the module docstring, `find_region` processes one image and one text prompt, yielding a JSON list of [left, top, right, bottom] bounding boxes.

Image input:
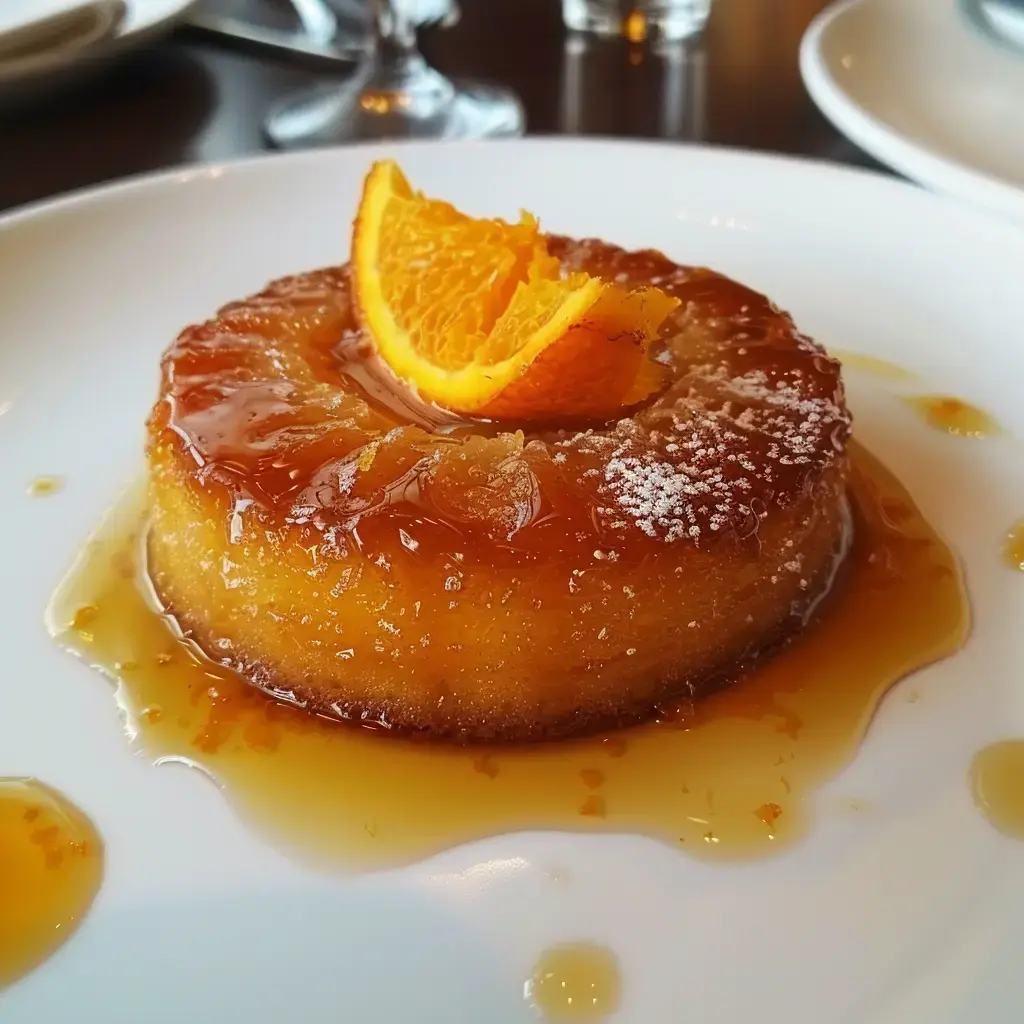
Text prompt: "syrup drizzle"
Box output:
[[525, 942, 621, 1022], [27, 476, 64, 498], [0, 779, 103, 989], [833, 351, 918, 382], [906, 395, 1001, 438], [47, 443, 968, 872]]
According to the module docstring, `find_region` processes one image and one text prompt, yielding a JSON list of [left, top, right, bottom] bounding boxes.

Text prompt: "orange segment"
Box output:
[[352, 160, 679, 420]]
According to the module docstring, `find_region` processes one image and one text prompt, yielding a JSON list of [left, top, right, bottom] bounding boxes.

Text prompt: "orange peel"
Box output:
[[351, 159, 679, 420]]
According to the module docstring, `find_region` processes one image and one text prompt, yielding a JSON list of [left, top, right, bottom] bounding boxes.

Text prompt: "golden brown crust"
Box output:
[[145, 237, 852, 742]]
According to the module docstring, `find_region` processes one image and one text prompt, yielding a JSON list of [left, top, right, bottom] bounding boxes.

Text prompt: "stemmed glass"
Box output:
[[265, 0, 525, 147]]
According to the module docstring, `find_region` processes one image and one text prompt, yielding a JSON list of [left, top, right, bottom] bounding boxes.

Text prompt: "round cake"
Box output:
[[145, 236, 852, 742]]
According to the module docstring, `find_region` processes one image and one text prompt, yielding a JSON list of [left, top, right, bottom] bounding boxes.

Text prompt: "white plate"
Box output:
[[1, 139, 1024, 1022], [1, 0, 197, 101], [800, 0, 1024, 222]]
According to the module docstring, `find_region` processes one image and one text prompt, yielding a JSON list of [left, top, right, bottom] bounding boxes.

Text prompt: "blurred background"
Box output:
[[1, 0, 882, 212]]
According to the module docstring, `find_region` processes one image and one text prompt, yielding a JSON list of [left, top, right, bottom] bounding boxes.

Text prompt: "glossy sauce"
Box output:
[[154, 242, 850, 569], [906, 395, 1001, 438], [1003, 520, 1024, 572], [0, 779, 103, 989], [970, 741, 1024, 838], [47, 443, 967, 871], [525, 942, 621, 1021]]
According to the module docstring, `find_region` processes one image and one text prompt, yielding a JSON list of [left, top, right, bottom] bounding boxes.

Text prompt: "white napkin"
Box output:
[[0, 0, 127, 77]]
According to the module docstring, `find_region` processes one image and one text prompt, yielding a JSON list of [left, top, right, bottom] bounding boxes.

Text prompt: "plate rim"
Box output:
[[0, 0, 200, 95], [5, 136, 1024, 246]]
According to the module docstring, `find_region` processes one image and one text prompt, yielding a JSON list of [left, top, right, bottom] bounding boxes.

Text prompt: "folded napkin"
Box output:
[[0, 0, 127, 79]]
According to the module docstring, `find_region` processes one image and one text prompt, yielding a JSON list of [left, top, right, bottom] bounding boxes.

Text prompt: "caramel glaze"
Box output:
[[49, 443, 968, 872], [0, 779, 103, 989], [154, 238, 849, 545], [145, 238, 852, 740]]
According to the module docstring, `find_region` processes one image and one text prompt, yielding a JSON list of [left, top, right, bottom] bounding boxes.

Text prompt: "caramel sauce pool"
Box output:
[[0, 779, 103, 989], [906, 395, 1001, 438], [526, 942, 621, 1021], [47, 444, 967, 872]]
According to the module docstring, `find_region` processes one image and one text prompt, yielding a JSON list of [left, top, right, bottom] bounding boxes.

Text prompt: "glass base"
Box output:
[[265, 76, 525, 148]]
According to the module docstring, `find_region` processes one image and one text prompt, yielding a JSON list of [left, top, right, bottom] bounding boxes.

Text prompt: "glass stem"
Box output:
[[372, 0, 420, 62], [361, 0, 455, 123]]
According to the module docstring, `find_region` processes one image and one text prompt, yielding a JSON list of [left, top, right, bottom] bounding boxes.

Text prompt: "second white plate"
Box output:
[[801, 0, 1024, 222], [1, 0, 197, 102]]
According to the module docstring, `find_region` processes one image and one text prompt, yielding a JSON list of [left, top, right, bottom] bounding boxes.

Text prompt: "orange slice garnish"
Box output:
[[352, 160, 680, 421]]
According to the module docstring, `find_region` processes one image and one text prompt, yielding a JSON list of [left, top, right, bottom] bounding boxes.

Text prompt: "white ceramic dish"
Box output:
[[1, 139, 1024, 1022], [1, 0, 197, 101], [0, 1, 126, 85], [800, 0, 1024, 222]]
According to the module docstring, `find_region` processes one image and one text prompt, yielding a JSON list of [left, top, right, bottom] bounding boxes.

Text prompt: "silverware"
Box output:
[[181, 11, 366, 66], [180, 0, 461, 68]]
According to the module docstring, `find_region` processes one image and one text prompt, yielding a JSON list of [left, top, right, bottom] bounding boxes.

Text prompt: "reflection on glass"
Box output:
[[265, 0, 523, 148], [560, 33, 706, 139], [562, 0, 712, 43]]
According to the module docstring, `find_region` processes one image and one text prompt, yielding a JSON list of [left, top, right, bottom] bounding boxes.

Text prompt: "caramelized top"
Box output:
[[148, 238, 850, 559]]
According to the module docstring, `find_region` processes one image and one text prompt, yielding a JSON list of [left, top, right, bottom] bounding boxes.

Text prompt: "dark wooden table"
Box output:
[[0, 0, 882, 214]]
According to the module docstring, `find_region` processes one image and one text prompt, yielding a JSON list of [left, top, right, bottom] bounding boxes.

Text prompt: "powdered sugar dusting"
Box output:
[[548, 235, 852, 546]]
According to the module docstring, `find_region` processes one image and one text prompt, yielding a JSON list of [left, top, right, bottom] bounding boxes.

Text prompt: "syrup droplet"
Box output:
[[970, 741, 1024, 838], [46, 444, 968, 871], [0, 779, 104, 989], [27, 476, 64, 498], [906, 396, 1000, 438], [1003, 519, 1024, 573], [833, 351, 917, 382], [525, 942, 621, 1022]]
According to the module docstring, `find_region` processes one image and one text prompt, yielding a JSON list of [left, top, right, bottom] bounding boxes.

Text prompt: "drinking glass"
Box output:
[[265, 0, 524, 148], [562, 0, 712, 42], [560, 34, 706, 139]]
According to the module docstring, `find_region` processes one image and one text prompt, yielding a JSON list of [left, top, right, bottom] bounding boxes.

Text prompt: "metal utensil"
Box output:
[[181, 10, 365, 66]]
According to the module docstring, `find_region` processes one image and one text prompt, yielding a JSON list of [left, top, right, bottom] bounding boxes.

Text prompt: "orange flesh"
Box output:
[[351, 160, 678, 419]]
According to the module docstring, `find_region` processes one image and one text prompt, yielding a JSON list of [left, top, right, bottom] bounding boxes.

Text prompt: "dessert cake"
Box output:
[[145, 161, 852, 741]]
